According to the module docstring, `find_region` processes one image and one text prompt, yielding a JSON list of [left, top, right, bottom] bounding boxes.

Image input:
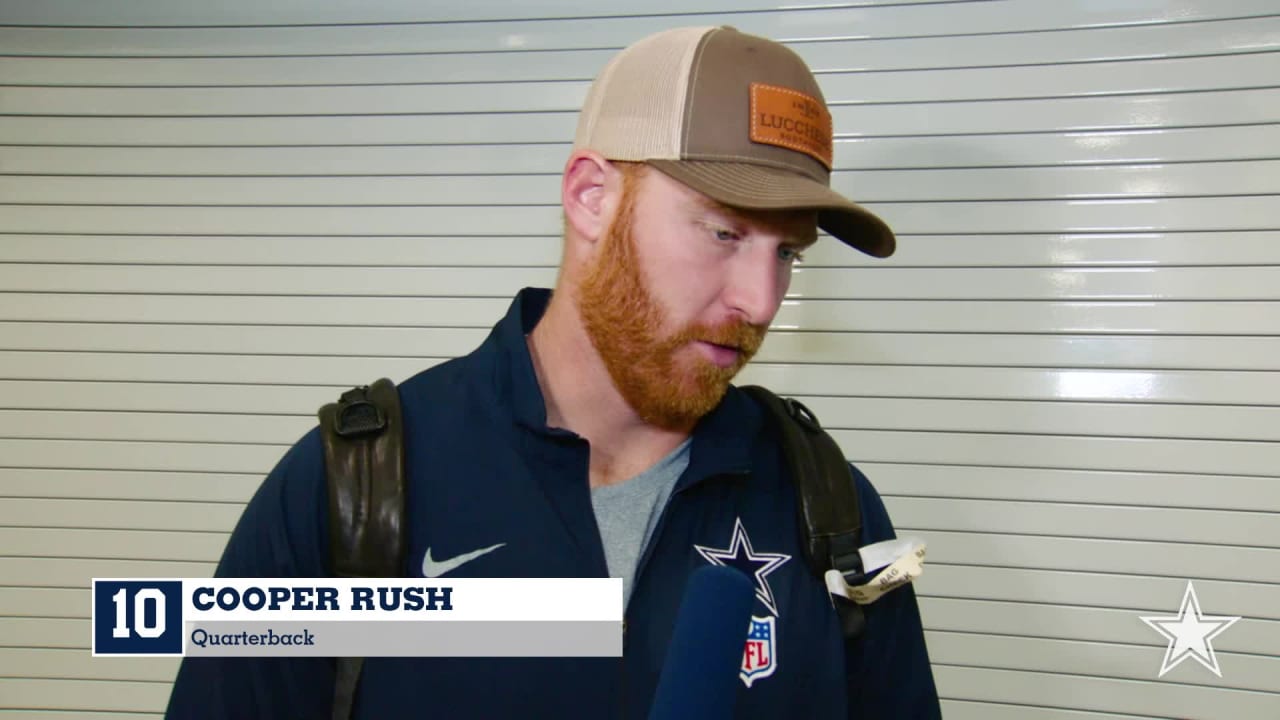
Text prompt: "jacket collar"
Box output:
[[475, 287, 764, 484]]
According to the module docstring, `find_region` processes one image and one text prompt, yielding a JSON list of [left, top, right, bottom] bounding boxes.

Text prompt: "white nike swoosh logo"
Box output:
[[421, 542, 506, 578]]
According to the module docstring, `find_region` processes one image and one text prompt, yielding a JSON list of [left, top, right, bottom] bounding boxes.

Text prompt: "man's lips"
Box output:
[[697, 340, 743, 368]]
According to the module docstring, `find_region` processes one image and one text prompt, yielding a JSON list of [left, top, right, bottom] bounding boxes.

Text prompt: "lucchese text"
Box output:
[[756, 113, 830, 151]]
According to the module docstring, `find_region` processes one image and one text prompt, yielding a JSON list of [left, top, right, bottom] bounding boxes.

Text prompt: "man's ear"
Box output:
[[561, 151, 615, 245]]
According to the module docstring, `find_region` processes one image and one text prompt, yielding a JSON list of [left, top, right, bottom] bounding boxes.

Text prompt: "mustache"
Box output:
[[669, 320, 768, 358]]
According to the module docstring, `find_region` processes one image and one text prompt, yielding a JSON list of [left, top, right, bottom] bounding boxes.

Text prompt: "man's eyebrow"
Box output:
[[689, 194, 819, 245], [688, 192, 739, 217], [786, 233, 819, 249]]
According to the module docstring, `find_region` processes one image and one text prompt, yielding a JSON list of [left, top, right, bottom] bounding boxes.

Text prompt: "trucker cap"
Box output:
[[572, 25, 895, 258]]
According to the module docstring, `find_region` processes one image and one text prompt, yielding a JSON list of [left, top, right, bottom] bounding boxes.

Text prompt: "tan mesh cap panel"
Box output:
[[573, 26, 714, 161]]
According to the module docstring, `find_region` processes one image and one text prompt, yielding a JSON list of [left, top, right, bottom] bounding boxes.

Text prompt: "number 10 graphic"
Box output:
[[111, 587, 167, 639], [93, 580, 183, 655]]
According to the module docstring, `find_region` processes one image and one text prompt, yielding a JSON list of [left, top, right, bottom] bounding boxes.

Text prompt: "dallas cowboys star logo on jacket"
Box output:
[[694, 517, 791, 616]]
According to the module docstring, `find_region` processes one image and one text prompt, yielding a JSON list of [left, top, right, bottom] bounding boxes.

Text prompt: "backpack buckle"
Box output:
[[333, 386, 387, 438], [782, 397, 821, 432], [830, 534, 866, 586]]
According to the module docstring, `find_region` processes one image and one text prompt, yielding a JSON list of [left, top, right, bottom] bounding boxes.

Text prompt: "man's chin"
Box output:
[[625, 375, 736, 431], [677, 376, 737, 412]]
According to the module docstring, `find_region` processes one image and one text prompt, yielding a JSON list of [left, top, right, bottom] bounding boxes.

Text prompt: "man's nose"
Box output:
[[724, 250, 785, 326]]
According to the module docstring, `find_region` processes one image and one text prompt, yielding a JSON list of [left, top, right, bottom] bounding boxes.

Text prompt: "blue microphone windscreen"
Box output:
[[647, 565, 756, 720]]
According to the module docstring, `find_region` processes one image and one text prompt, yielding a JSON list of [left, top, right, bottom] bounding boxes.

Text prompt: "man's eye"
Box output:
[[778, 246, 806, 263], [713, 228, 740, 242]]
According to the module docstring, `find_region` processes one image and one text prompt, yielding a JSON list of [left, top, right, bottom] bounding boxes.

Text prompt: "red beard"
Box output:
[[576, 167, 767, 431]]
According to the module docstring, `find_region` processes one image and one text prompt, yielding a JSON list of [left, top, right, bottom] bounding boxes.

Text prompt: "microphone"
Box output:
[[647, 565, 756, 720]]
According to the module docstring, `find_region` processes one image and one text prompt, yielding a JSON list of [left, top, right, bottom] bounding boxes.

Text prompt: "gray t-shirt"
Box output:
[[591, 438, 692, 607]]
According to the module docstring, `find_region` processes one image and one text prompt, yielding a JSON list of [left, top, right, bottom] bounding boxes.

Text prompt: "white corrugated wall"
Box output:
[[1, 0, 1277, 717]]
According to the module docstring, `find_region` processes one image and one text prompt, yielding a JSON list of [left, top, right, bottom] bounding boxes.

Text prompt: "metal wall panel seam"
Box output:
[[1, 231, 1276, 266], [0, 0, 1274, 47], [5, 92, 1278, 143], [7, 159, 1280, 202], [0, 0, 979, 27], [7, 36, 1280, 85], [2, 126, 1279, 171]]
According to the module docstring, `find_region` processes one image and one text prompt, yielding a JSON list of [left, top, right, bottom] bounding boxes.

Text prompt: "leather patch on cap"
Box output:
[[749, 83, 833, 169]]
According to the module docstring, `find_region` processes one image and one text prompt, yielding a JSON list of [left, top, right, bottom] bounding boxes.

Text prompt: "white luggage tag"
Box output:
[[825, 537, 926, 605]]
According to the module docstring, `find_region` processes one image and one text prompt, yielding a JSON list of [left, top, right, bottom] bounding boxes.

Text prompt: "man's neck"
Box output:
[[527, 293, 692, 489]]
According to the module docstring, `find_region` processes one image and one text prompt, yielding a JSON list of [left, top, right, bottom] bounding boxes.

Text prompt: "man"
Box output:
[[167, 25, 940, 718]]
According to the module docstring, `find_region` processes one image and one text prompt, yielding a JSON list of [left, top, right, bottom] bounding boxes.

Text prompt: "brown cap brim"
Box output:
[[648, 159, 896, 258]]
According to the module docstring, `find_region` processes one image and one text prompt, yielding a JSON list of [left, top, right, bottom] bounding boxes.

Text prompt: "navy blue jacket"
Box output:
[[166, 288, 940, 719]]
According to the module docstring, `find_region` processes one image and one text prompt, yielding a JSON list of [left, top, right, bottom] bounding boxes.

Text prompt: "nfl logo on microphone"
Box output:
[[741, 616, 777, 687]]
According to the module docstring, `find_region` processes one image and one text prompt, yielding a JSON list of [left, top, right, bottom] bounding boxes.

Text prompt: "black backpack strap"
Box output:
[[317, 378, 407, 720], [331, 657, 365, 720], [741, 385, 866, 640]]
